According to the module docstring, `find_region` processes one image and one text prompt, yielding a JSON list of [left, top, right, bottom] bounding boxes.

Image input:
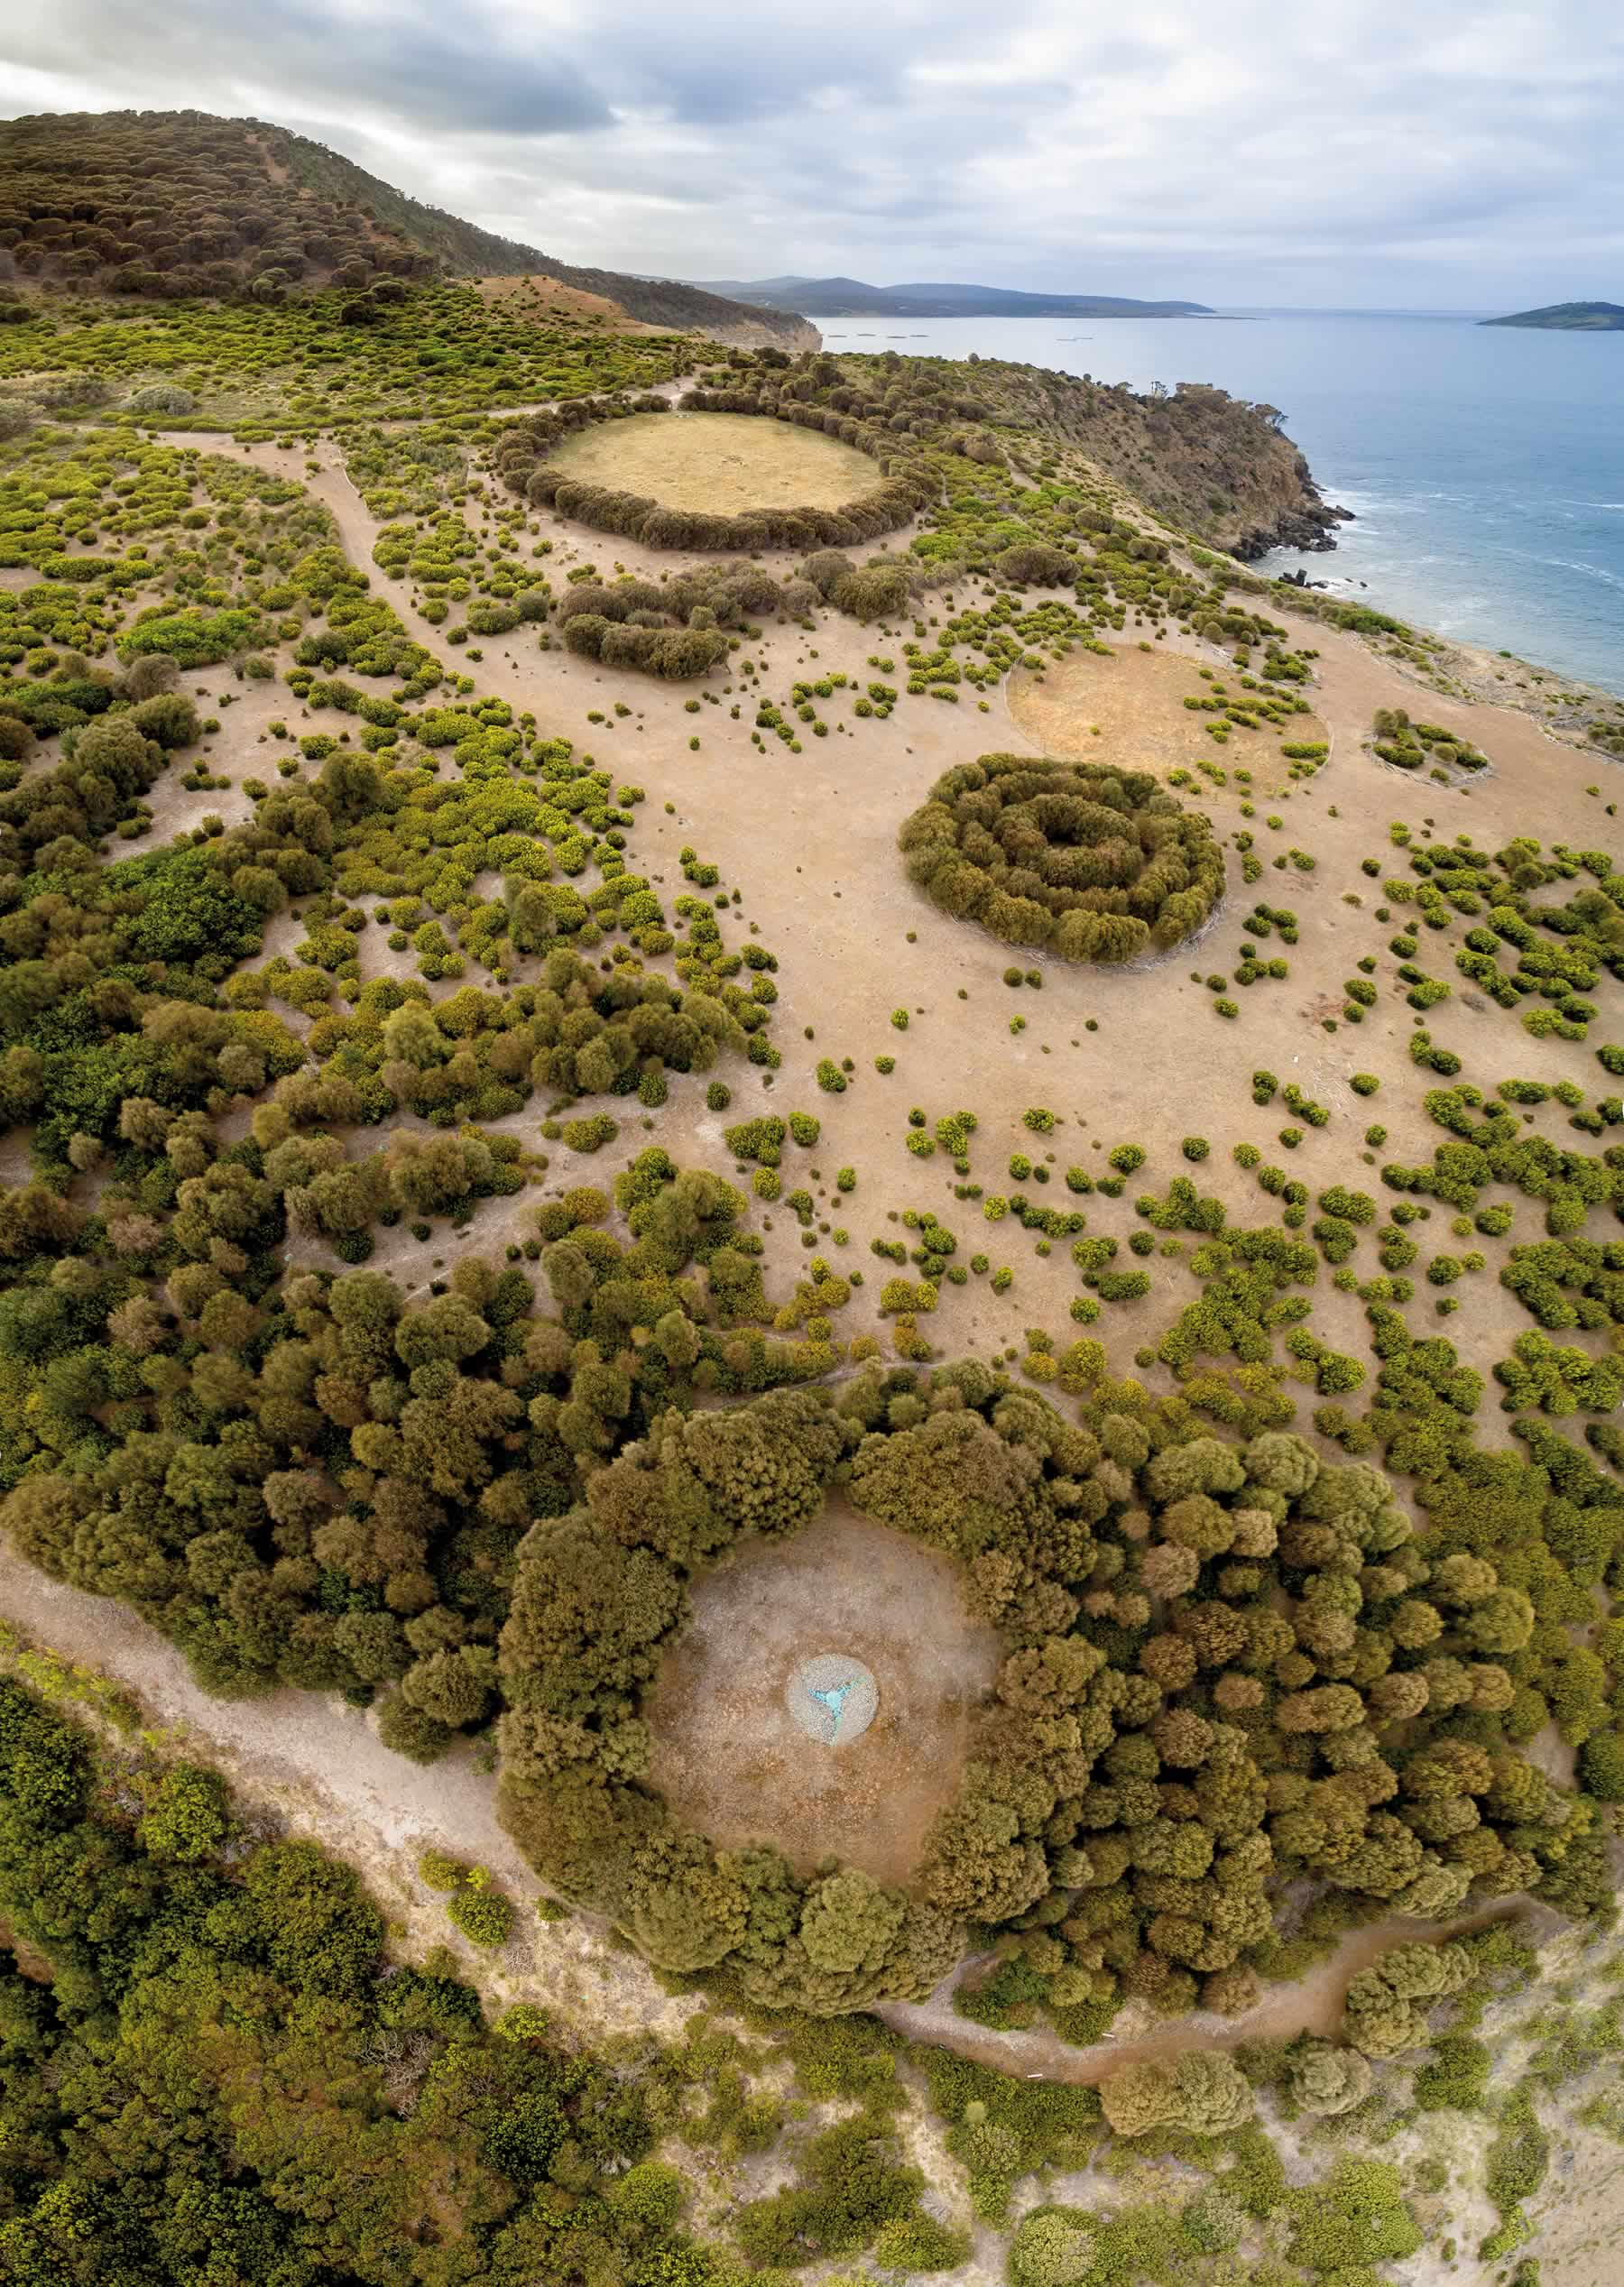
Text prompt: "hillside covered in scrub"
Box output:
[[0, 167, 1622, 2282], [694, 274, 1213, 318], [0, 109, 810, 340]]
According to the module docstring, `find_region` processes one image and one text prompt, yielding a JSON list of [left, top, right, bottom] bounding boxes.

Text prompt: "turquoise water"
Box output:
[[815, 310, 1624, 695]]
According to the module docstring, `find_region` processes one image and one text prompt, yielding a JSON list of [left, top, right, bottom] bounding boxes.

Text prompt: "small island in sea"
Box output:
[[1481, 299, 1624, 329]]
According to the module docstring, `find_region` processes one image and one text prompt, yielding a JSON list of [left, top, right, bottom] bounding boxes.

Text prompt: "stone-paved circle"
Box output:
[[785, 1653, 879, 1745]]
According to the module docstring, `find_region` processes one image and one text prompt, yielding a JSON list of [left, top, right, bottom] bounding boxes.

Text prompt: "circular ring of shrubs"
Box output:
[[494, 1360, 1590, 2024], [899, 752, 1226, 962], [495, 393, 933, 554]]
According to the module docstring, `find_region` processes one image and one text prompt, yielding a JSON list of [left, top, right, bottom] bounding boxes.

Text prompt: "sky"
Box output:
[[3, 0, 1621, 309]]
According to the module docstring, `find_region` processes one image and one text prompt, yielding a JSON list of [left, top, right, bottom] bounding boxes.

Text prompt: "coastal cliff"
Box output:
[[972, 361, 1349, 558], [697, 314, 823, 353]]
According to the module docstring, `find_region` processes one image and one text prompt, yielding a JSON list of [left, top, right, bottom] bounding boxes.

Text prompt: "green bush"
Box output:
[[448, 1874, 516, 1950], [900, 753, 1224, 963]]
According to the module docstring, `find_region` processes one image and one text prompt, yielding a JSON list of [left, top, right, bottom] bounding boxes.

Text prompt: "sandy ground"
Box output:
[[90, 430, 1624, 1430], [545, 409, 886, 512], [644, 1500, 1001, 1884], [1536, 2124, 1624, 2287], [1009, 640, 1330, 799]]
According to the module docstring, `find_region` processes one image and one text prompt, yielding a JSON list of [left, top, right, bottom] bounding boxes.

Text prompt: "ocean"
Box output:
[[812, 310, 1624, 696]]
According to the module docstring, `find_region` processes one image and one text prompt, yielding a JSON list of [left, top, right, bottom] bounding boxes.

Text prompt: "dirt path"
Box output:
[[880, 1893, 1534, 2085], [0, 1546, 524, 1873], [0, 1539, 1539, 2088]]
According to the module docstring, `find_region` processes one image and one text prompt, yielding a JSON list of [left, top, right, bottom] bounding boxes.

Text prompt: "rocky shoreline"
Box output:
[[1229, 483, 1353, 561]]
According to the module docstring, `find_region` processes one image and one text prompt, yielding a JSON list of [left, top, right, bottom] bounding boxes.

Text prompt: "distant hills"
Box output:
[[1482, 300, 1624, 331], [0, 110, 807, 340], [692, 275, 1211, 319]]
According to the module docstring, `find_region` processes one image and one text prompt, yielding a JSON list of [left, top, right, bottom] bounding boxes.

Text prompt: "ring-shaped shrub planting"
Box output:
[[496, 1361, 1601, 2024], [899, 752, 1226, 961], [495, 391, 934, 553]]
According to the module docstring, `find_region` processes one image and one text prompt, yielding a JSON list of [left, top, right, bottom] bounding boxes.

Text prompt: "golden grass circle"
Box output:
[[545, 410, 886, 515]]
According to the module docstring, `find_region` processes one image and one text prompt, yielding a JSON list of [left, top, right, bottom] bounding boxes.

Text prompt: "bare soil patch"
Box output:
[[547, 410, 885, 515], [1008, 641, 1327, 799], [642, 1500, 1002, 1886]]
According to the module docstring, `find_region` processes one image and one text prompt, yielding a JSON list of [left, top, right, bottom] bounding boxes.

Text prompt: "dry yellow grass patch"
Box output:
[[547, 410, 885, 514], [475, 272, 642, 329], [1009, 642, 1327, 799]]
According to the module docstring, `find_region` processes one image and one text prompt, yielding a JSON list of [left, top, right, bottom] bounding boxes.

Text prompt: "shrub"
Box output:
[[1009, 2209, 1097, 2287], [562, 1114, 618, 1153], [448, 1875, 516, 1950], [899, 753, 1224, 962], [832, 562, 913, 621], [375, 1692, 456, 1764]]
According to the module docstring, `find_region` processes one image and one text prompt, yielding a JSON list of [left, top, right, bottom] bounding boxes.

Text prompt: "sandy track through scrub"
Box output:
[[0, 1542, 1539, 2088]]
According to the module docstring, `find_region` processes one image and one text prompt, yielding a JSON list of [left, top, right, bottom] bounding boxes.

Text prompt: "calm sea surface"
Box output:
[[813, 310, 1624, 696]]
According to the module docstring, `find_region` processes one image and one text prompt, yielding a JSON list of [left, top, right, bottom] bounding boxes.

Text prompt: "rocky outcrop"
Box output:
[[693, 314, 822, 354], [971, 364, 1350, 560]]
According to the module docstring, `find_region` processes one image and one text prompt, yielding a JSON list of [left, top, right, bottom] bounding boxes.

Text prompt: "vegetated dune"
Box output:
[[0, 290, 1621, 2281]]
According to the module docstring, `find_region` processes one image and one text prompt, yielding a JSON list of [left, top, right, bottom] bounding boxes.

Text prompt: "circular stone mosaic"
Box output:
[[785, 1654, 879, 1746]]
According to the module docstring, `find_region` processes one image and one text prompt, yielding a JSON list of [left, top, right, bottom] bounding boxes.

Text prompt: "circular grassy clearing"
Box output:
[[545, 410, 886, 516]]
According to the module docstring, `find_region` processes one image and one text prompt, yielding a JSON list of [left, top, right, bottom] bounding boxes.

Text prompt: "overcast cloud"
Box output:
[[3, 0, 1620, 307]]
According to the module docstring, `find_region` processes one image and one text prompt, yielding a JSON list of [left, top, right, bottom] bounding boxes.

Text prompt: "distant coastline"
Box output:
[[1481, 300, 1624, 331], [691, 274, 1211, 321]]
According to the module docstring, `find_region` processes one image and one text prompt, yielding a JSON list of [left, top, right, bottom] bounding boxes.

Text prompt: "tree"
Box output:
[[1288, 2040, 1373, 2116], [1099, 2050, 1252, 2136], [1343, 1941, 1474, 2058]]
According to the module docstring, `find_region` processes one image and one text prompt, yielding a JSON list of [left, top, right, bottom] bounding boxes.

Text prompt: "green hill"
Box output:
[[1481, 300, 1624, 330], [0, 109, 806, 338], [696, 273, 1211, 318]]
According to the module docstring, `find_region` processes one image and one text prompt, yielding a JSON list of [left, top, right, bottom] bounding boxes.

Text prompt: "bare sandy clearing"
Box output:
[[644, 1501, 1001, 1885], [1008, 640, 1329, 801]]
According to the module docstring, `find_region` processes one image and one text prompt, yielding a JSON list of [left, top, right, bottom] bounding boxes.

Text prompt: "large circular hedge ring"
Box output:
[[496, 390, 934, 554], [899, 752, 1225, 961], [494, 1361, 1582, 2026]]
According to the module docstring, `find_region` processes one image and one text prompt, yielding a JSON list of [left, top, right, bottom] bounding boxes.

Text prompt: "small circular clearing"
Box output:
[[642, 1501, 1001, 1886], [545, 410, 885, 516], [1009, 644, 1326, 790]]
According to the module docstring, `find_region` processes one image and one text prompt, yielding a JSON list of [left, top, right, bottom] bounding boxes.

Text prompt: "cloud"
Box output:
[[7, 0, 613, 135], [2, 0, 1621, 303]]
